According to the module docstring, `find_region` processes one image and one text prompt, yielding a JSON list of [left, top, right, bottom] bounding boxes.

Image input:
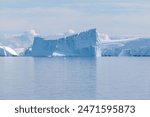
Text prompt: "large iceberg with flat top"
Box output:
[[24, 29, 101, 57]]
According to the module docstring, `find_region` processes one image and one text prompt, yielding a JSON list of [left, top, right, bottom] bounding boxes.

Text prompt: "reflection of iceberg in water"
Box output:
[[32, 57, 97, 99], [0, 57, 97, 99], [0, 57, 150, 99]]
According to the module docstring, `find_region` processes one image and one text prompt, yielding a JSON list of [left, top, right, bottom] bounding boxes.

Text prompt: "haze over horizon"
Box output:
[[0, 0, 150, 36]]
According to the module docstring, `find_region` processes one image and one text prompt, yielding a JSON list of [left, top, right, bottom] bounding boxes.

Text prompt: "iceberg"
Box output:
[[101, 37, 150, 56], [0, 46, 18, 56], [1, 28, 148, 57], [24, 29, 101, 57]]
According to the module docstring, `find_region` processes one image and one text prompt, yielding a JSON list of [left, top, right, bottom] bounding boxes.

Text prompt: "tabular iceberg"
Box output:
[[101, 37, 150, 56], [0, 46, 18, 56], [24, 29, 101, 57]]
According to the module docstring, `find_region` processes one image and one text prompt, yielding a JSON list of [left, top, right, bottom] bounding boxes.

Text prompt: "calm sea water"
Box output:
[[0, 57, 150, 100]]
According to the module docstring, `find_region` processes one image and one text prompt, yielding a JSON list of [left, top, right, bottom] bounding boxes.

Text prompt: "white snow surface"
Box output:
[[24, 29, 101, 57], [0, 46, 18, 56]]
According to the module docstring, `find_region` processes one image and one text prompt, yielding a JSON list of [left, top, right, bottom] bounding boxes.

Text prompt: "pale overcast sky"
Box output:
[[0, 0, 150, 36]]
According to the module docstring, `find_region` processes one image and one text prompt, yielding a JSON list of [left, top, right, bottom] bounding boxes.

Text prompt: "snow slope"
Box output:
[[24, 29, 101, 57], [0, 46, 18, 56]]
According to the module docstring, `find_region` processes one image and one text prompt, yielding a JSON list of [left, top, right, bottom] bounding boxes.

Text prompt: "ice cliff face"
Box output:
[[24, 29, 101, 57], [0, 46, 18, 56]]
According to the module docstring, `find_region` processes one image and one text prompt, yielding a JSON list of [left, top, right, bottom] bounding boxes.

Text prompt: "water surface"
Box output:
[[0, 57, 150, 99]]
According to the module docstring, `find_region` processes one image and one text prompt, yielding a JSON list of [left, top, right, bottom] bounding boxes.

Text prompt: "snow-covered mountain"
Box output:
[[0, 30, 38, 53]]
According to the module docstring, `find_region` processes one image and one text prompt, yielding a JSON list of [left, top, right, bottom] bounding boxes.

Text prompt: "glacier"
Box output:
[[24, 29, 101, 57], [0, 46, 18, 56]]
